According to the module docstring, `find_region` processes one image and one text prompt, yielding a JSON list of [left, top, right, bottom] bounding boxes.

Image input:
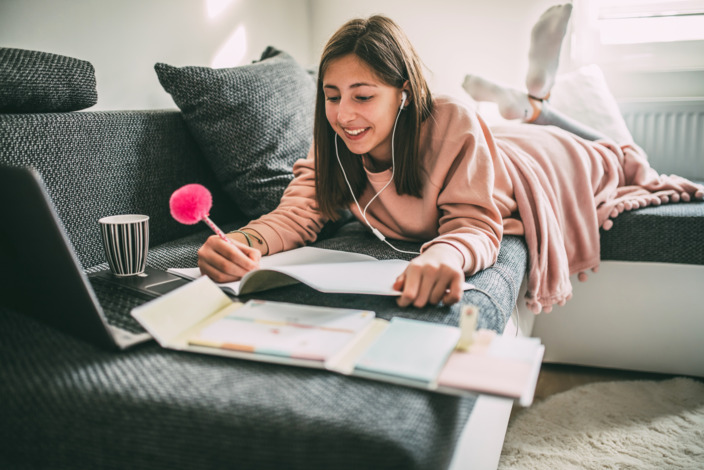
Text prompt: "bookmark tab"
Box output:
[[455, 304, 479, 352]]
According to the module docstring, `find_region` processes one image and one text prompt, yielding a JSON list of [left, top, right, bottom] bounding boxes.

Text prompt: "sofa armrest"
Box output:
[[0, 110, 242, 269]]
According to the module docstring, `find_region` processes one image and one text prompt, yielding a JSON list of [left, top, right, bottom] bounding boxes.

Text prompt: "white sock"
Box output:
[[525, 3, 573, 99], [462, 75, 534, 121]]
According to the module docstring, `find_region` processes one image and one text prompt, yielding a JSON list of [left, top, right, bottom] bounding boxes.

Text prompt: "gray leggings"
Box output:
[[533, 101, 607, 142]]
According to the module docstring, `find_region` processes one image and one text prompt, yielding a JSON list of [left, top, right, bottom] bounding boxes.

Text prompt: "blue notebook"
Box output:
[[353, 317, 460, 385]]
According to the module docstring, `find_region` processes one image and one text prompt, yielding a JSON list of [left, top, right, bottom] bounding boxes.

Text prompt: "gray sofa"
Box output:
[[0, 48, 526, 469], [2, 46, 703, 469]]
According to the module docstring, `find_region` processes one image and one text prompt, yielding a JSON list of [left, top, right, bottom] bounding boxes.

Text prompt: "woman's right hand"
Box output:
[[197, 234, 262, 283]]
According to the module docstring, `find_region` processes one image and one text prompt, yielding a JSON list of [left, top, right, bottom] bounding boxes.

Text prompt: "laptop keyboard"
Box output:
[[89, 277, 152, 334]]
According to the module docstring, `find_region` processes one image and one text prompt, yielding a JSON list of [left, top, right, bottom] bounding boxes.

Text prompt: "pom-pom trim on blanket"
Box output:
[[516, 139, 704, 315]]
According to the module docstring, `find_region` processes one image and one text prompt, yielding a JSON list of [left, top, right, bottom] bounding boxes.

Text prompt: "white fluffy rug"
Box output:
[[499, 377, 704, 469]]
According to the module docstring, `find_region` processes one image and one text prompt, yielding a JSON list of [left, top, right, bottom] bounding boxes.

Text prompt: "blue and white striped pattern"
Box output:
[[99, 214, 149, 277]]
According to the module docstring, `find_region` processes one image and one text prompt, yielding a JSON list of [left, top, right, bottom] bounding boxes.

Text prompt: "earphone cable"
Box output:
[[334, 96, 420, 256], [361, 103, 402, 218]]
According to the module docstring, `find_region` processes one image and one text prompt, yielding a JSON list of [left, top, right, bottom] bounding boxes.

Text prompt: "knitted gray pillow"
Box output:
[[0, 48, 97, 112], [155, 47, 315, 219]]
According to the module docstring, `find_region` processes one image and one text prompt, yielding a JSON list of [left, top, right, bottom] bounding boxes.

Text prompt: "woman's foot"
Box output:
[[462, 74, 539, 121], [525, 3, 573, 99]]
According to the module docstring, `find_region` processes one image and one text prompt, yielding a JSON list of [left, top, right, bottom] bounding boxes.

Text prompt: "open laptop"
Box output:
[[0, 165, 189, 350]]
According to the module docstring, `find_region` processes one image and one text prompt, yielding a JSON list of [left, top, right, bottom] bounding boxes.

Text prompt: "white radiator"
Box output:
[[619, 99, 704, 180]]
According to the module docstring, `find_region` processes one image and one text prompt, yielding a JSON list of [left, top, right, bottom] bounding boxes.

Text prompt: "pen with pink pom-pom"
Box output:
[[169, 183, 235, 246]]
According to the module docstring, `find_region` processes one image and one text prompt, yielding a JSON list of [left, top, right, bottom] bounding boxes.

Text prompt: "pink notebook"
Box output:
[[436, 334, 541, 399]]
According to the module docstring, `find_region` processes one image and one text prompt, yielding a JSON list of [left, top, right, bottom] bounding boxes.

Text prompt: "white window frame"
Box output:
[[570, 0, 704, 71], [567, 0, 704, 99]]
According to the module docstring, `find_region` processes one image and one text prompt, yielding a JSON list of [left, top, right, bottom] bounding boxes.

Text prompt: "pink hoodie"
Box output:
[[246, 95, 704, 312]]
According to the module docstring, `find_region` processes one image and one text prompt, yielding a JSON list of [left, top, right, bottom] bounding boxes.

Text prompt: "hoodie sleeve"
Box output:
[[420, 103, 515, 275], [244, 147, 329, 254]]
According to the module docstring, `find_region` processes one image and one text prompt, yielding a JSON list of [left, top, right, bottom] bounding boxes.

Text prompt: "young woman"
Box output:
[[197, 6, 703, 312]]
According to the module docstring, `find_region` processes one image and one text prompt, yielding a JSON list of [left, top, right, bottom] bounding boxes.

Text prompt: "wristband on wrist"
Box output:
[[228, 229, 263, 247]]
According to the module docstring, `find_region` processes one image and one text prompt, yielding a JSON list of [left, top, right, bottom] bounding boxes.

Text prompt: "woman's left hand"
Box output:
[[393, 244, 465, 308]]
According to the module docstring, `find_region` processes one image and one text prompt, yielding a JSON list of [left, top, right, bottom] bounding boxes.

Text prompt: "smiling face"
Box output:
[[322, 54, 405, 167]]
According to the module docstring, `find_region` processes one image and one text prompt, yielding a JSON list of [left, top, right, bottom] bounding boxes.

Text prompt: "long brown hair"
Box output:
[[314, 15, 433, 220]]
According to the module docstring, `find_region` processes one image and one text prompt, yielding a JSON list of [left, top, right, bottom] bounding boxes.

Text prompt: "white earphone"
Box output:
[[334, 89, 420, 255]]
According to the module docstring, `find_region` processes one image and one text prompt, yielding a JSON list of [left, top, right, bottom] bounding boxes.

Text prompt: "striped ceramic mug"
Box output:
[[98, 214, 150, 277]]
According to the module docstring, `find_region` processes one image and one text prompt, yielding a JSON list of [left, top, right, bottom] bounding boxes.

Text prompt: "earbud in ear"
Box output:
[[400, 91, 408, 110]]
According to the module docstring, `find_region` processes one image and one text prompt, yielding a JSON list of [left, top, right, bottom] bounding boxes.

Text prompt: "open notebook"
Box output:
[[169, 246, 475, 296], [132, 276, 544, 406]]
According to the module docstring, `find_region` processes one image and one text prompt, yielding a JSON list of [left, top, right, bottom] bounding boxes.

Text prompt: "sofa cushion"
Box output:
[[1, 222, 526, 470], [141, 221, 528, 331], [0, 48, 97, 112], [155, 47, 315, 219], [0, 303, 474, 470], [601, 198, 704, 265]]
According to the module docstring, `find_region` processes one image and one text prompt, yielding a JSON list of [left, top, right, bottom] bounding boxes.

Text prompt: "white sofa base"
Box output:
[[529, 260, 704, 378]]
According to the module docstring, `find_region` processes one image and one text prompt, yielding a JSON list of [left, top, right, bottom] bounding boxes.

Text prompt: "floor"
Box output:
[[497, 364, 704, 470], [505, 364, 698, 431], [451, 363, 700, 470], [506, 363, 677, 423], [530, 362, 679, 403]]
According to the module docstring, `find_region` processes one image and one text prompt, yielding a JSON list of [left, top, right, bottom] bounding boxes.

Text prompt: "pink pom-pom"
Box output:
[[170, 184, 213, 225]]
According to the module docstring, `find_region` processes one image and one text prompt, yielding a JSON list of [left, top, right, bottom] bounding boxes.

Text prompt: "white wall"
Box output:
[[0, 0, 560, 111], [309, 0, 560, 103], [4, 0, 698, 110], [0, 0, 313, 110]]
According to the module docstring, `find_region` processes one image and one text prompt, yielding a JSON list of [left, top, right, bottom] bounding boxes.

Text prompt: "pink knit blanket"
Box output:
[[500, 132, 704, 313]]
